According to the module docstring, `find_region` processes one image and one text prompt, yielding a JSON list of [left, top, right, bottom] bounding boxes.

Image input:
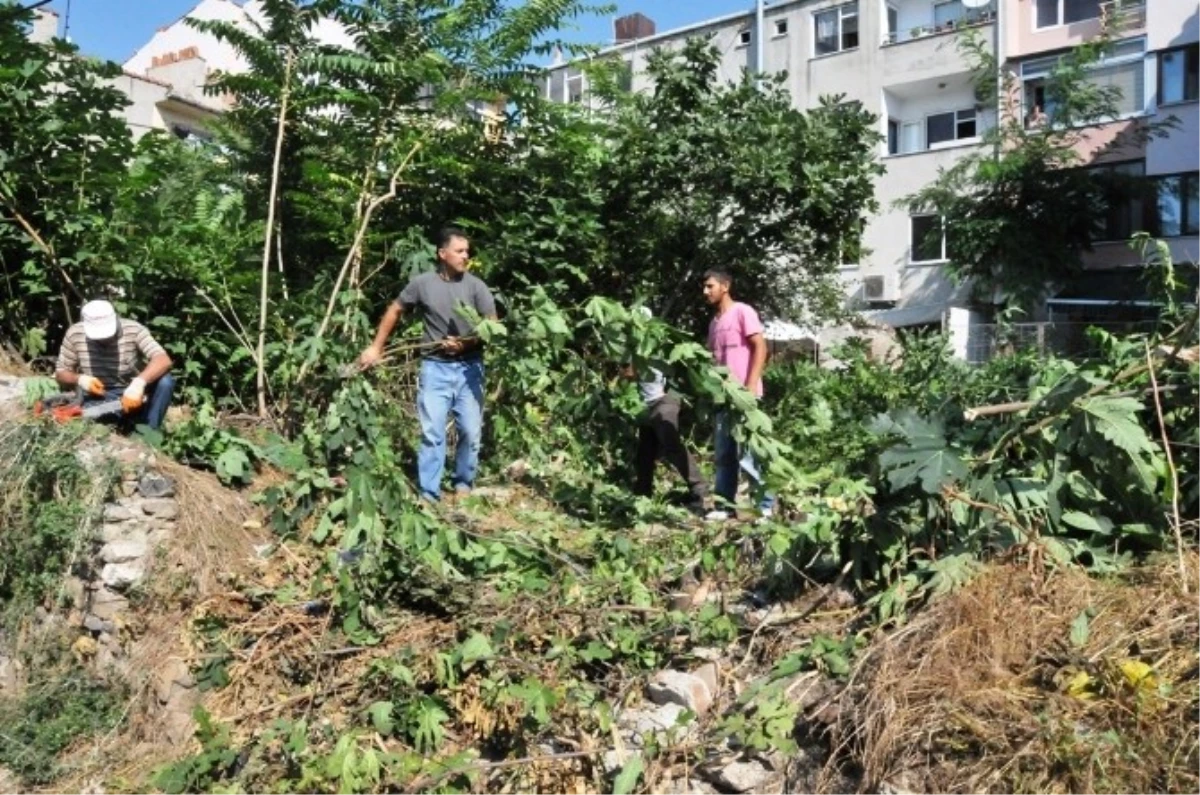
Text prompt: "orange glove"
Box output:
[[121, 378, 146, 414], [78, 375, 105, 397]]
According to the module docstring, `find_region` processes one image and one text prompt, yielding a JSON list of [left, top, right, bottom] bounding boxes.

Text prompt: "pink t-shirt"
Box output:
[[707, 302, 765, 397]]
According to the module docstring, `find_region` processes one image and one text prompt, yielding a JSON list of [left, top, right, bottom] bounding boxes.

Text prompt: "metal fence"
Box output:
[[964, 320, 1158, 363]]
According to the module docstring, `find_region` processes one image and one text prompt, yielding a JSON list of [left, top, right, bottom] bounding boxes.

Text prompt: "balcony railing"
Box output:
[[1100, 0, 1146, 30], [882, 7, 995, 46]]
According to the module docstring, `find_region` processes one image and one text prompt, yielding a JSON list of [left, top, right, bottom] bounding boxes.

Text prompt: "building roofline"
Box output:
[[561, 0, 812, 63], [121, 69, 173, 88]]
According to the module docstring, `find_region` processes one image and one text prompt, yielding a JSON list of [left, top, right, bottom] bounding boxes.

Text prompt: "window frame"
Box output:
[[1019, 37, 1147, 124], [925, 107, 978, 148], [1085, 159, 1148, 243], [812, 3, 859, 58], [1150, 171, 1200, 238], [773, 18, 789, 37], [1035, 0, 1103, 29], [1158, 44, 1200, 106], [737, 27, 752, 47], [910, 214, 947, 264]]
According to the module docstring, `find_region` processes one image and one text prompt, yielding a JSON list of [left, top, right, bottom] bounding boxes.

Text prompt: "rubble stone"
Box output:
[[140, 498, 179, 519], [103, 504, 136, 522], [137, 472, 176, 498], [81, 614, 114, 634], [705, 758, 778, 793], [648, 669, 713, 715], [89, 586, 130, 620], [693, 661, 720, 698], [619, 702, 694, 746], [100, 538, 148, 564], [100, 562, 145, 591]]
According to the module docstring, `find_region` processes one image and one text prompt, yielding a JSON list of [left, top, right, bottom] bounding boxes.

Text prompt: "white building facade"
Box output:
[[544, 0, 1198, 335], [115, 0, 353, 140]]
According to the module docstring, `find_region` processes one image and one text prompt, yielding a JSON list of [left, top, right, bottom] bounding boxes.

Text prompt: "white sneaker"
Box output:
[[705, 509, 732, 522], [756, 508, 774, 526]]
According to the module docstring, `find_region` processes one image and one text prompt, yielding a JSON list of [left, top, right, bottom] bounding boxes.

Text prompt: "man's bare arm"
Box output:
[[138, 353, 173, 384], [746, 332, 767, 394], [359, 302, 404, 367]]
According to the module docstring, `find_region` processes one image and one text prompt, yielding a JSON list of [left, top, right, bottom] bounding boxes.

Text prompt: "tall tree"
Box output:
[[0, 2, 133, 355], [902, 24, 1177, 311]]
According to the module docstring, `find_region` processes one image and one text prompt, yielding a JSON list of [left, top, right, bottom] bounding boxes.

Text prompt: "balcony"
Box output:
[[881, 0, 995, 47], [1100, 0, 1146, 31]]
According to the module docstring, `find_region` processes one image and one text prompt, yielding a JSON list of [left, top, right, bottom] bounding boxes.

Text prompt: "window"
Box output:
[[1088, 160, 1147, 241], [774, 18, 789, 36], [1151, 173, 1200, 237], [814, 3, 858, 56], [548, 69, 565, 102], [1036, 0, 1103, 28], [926, 108, 977, 146], [887, 119, 899, 155], [933, 0, 963, 27], [886, 4, 898, 41], [566, 68, 584, 103], [911, 215, 946, 262], [738, 28, 752, 46], [1160, 45, 1199, 104], [1021, 38, 1146, 125], [616, 59, 634, 93]]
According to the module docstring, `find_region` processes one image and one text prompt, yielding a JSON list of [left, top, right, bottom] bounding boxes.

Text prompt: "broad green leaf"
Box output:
[[612, 754, 644, 795], [1069, 609, 1090, 648], [367, 701, 395, 735]]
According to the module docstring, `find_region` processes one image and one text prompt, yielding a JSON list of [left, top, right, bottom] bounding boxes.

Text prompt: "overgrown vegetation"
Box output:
[[0, 658, 127, 785], [0, 420, 113, 628], [0, 0, 1195, 792]]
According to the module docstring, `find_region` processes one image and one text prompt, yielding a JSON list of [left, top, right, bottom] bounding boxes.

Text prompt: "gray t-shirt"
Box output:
[[396, 270, 497, 361]]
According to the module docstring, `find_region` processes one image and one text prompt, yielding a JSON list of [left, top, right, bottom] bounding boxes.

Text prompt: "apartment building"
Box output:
[[544, 0, 1198, 332], [1003, 0, 1198, 321]]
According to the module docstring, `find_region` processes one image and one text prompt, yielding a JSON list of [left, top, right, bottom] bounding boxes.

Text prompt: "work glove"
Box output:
[[78, 375, 105, 397], [121, 378, 146, 414]]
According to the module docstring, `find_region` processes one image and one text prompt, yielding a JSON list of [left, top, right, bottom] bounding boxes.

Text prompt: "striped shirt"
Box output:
[[55, 320, 166, 387]]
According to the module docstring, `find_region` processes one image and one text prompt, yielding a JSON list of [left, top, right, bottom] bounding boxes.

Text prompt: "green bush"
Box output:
[[0, 664, 126, 785]]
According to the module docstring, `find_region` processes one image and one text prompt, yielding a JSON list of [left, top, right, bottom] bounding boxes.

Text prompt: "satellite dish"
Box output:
[[961, 0, 992, 8]]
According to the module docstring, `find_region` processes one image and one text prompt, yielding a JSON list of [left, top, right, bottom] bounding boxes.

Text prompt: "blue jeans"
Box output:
[[416, 358, 484, 501], [84, 373, 176, 430], [713, 410, 775, 513]]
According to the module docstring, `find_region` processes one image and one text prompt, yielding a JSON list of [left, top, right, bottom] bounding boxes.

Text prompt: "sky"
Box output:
[[40, 0, 755, 66]]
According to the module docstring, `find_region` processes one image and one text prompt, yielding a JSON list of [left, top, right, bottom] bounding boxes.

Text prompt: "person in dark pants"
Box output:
[[54, 299, 176, 430], [628, 308, 709, 515]]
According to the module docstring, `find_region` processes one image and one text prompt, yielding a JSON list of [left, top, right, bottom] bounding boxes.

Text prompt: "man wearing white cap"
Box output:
[[54, 299, 175, 429]]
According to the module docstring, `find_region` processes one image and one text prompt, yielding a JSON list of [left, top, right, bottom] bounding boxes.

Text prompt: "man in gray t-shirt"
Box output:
[[359, 227, 498, 502]]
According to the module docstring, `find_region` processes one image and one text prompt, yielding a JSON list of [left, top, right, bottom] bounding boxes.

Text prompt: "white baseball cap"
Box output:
[[637, 306, 653, 320], [81, 300, 119, 340]]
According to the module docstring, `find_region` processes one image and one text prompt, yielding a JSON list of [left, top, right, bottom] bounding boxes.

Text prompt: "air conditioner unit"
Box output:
[[862, 275, 895, 302]]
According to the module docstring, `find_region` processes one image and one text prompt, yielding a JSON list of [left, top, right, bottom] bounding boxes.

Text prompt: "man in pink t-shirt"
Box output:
[[702, 269, 775, 521]]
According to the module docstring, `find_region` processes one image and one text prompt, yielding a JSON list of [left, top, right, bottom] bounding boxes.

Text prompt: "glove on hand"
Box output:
[[78, 375, 105, 397], [121, 378, 146, 413]]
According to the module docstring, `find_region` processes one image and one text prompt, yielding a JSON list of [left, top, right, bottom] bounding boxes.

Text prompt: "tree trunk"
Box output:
[[256, 50, 293, 418]]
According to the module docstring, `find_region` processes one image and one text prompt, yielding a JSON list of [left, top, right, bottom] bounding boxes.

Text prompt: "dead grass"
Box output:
[[827, 553, 1200, 794]]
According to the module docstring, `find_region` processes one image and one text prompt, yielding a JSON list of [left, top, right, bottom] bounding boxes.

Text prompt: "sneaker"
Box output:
[[705, 509, 732, 523], [756, 508, 774, 526]]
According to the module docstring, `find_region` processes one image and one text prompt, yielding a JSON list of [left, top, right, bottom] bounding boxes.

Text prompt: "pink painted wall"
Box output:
[[1003, 0, 1146, 59]]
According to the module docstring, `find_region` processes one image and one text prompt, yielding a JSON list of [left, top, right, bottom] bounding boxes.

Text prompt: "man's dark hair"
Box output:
[[437, 226, 469, 249], [703, 269, 733, 287]]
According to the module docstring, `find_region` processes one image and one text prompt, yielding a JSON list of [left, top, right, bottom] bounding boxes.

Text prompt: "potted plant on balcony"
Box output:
[[910, 25, 924, 39]]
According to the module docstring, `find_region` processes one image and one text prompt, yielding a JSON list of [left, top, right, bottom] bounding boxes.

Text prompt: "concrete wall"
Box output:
[[30, 8, 58, 44], [124, 0, 353, 77], [1003, 0, 1148, 59], [1148, 0, 1199, 50], [107, 73, 171, 140], [123, 0, 249, 75]]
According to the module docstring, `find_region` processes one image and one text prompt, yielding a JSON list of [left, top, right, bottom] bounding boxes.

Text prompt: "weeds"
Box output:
[[0, 661, 127, 786], [0, 420, 114, 630]]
